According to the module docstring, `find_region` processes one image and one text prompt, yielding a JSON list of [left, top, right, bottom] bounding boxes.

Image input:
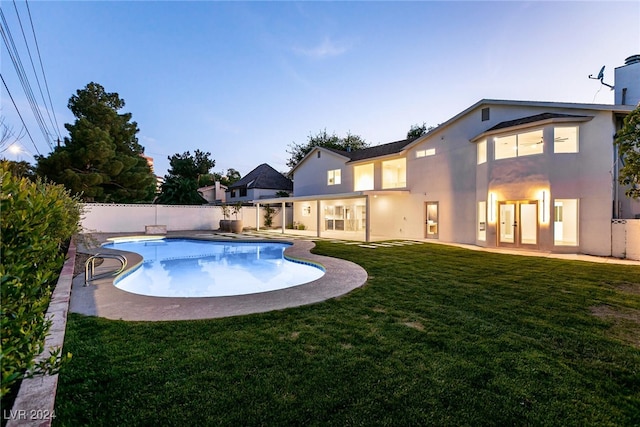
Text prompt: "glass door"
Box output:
[[499, 202, 516, 245], [519, 202, 538, 246], [425, 202, 439, 239], [498, 201, 538, 247]]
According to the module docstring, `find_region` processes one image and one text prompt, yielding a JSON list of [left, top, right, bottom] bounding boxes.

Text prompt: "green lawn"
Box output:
[[55, 242, 640, 426]]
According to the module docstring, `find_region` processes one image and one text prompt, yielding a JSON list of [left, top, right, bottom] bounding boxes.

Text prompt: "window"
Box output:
[[317, 151, 321, 158], [494, 129, 543, 160], [325, 205, 345, 231], [481, 107, 490, 121], [416, 148, 435, 158], [554, 126, 579, 153], [477, 140, 487, 164], [239, 187, 247, 197], [354, 164, 374, 191], [554, 199, 578, 246], [382, 158, 406, 189], [517, 130, 544, 156], [327, 169, 341, 185], [495, 135, 517, 160], [477, 201, 486, 241]]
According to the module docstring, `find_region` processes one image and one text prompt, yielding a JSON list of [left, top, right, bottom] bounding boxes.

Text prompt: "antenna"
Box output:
[[588, 65, 614, 90]]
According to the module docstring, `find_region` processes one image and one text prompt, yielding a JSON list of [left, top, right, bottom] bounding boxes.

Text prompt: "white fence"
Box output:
[[611, 219, 640, 261], [81, 204, 288, 233], [82, 204, 640, 261]]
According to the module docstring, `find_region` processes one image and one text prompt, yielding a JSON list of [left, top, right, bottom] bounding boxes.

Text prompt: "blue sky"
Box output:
[[2, 1, 639, 178]]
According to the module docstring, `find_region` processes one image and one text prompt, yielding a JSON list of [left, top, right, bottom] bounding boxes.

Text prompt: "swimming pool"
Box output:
[[104, 238, 325, 297]]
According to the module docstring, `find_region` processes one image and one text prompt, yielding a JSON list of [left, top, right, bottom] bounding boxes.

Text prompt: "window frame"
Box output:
[[416, 148, 436, 158], [354, 163, 374, 191], [381, 158, 407, 189], [494, 129, 544, 160], [327, 168, 341, 186], [477, 140, 487, 164], [553, 126, 579, 153]]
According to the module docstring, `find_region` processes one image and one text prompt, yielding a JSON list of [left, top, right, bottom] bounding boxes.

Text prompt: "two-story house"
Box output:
[[255, 56, 640, 257], [227, 163, 293, 203]]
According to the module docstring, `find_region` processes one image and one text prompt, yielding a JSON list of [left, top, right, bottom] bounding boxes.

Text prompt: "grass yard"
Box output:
[[54, 242, 640, 426]]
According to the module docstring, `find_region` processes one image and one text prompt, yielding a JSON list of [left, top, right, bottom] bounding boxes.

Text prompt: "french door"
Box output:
[[498, 201, 538, 248]]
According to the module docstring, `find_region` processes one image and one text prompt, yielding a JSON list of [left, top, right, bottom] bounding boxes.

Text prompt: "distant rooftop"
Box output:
[[228, 163, 293, 191]]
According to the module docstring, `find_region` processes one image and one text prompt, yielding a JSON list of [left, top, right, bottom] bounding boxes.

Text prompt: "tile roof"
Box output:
[[228, 163, 293, 191]]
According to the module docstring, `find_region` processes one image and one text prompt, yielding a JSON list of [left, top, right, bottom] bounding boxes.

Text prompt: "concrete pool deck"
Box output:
[[70, 233, 368, 321], [70, 230, 639, 322]]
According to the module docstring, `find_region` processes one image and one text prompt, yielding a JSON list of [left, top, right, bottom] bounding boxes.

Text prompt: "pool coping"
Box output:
[[69, 234, 368, 321]]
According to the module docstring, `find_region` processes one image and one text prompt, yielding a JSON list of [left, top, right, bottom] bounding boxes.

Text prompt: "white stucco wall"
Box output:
[[293, 149, 352, 196], [288, 101, 634, 256], [81, 204, 264, 233], [611, 219, 640, 260], [614, 59, 640, 105]]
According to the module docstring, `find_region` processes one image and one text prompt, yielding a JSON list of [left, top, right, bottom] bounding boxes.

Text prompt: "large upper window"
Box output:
[[354, 164, 374, 191], [494, 129, 544, 160], [554, 126, 579, 153], [327, 169, 341, 185], [382, 158, 406, 189]]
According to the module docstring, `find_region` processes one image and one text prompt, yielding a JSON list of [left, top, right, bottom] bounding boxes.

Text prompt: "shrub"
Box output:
[[263, 205, 279, 228], [0, 163, 82, 398]]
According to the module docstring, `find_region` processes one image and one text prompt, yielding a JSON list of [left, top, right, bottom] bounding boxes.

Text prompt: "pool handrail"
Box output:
[[84, 253, 128, 286]]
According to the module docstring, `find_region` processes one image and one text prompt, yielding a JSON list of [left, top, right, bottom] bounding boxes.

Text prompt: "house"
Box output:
[[227, 163, 293, 203], [198, 181, 227, 204], [255, 55, 640, 257]]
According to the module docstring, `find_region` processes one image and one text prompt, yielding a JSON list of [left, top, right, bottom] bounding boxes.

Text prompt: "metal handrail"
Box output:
[[84, 253, 128, 286]]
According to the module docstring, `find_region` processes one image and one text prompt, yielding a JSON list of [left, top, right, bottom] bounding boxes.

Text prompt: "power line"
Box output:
[[1, 73, 42, 156], [0, 5, 53, 151], [24, 0, 62, 141], [9, 0, 56, 147]]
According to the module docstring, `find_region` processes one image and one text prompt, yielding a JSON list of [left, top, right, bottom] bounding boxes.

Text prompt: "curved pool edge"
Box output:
[[70, 237, 368, 321], [103, 238, 327, 296]]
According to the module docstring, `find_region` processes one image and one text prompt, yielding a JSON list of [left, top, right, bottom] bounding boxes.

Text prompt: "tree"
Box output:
[[407, 122, 435, 140], [286, 129, 368, 169], [215, 168, 241, 187], [35, 82, 156, 202], [614, 104, 640, 199], [1, 159, 35, 180], [155, 150, 215, 205]]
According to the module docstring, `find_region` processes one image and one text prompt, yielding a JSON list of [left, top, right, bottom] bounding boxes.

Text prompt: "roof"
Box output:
[[485, 113, 591, 132], [324, 138, 415, 163], [404, 98, 635, 151], [471, 111, 594, 142], [290, 99, 634, 174], [228, 163, 293, 191]]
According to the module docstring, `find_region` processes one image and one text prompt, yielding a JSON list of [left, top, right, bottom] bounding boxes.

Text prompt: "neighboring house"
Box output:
[[255, 55, 640, 257], [227, 163, 293, 203], [198, 181, 227, 204]]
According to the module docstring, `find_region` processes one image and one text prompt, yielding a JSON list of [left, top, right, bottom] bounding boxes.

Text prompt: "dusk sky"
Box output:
[[1, 1, 639, 178]]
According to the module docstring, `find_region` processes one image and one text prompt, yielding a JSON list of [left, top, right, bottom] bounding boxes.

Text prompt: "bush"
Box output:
[[0, 163, 82, 398], [263, 205, 279, 228]]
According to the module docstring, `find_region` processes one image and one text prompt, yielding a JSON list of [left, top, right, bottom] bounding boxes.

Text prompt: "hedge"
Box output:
[[0, 163, 82, 398]]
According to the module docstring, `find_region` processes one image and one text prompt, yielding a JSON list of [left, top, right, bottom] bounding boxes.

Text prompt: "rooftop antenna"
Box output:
[[588, 65, 614, 90]]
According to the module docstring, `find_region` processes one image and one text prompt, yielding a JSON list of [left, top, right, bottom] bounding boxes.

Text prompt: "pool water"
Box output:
[[104, 239, 325, 297]]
